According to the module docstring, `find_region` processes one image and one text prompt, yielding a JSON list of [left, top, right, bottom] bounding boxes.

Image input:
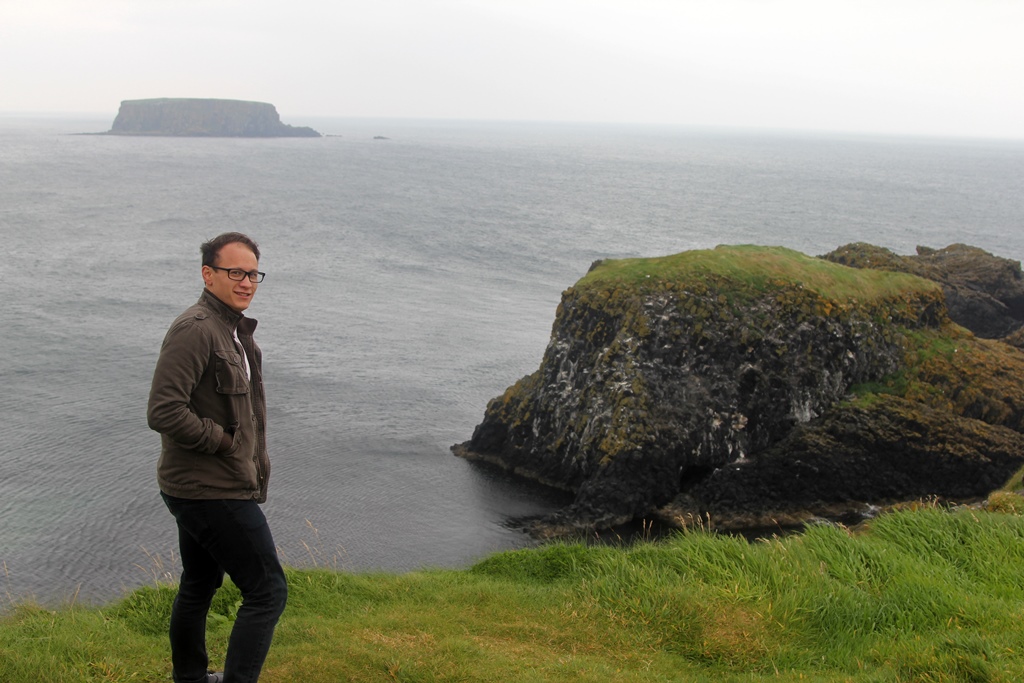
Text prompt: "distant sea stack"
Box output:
[[106, 98, 321, 137]]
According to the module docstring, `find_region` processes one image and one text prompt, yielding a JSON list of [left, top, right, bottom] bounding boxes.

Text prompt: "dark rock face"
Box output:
[[453, 245, 1022, 534], [824, 243, 1024, 339], [107, 98, 320, 137], [668, 395, 1024, 529]]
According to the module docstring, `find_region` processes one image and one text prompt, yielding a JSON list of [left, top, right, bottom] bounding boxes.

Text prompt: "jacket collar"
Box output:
[[198, 288, 258, 334]]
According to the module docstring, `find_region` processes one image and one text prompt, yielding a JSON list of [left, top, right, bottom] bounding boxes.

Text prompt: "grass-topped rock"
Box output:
[[453, 244, 1024, 534]]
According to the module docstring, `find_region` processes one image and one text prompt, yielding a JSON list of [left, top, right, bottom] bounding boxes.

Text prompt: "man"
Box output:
[[148, 232, 287, 683]]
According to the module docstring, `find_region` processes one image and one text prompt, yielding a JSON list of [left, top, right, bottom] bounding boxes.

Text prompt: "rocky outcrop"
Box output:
[[664, 394, 1024, 531], [453, 245, 1024, 535], [1005, 327, 1024, 351], [824, 243, 1024, 339], [106, 98, 320, 137]]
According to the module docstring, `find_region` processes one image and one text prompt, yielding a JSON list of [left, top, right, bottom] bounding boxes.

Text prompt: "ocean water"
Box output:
[[1, 114, 1023, 605]]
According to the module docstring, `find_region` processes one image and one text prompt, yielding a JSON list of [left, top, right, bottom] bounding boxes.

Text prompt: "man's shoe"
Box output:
[[207, 674, 224, 683]]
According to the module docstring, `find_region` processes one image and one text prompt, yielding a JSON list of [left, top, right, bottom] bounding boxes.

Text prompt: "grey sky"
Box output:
[[2, 0, 1022, 139]]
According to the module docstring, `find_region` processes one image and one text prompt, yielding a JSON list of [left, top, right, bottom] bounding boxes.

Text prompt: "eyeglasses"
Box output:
[[209, 265, 265, 283]]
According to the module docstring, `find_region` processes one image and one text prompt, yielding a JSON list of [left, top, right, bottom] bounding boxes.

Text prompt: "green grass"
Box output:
[[5, 507, 1024, 681], [577, 245, 937, 302]]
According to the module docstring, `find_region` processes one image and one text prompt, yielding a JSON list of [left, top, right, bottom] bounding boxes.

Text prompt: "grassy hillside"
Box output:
[[5, 506, 1024, 682]]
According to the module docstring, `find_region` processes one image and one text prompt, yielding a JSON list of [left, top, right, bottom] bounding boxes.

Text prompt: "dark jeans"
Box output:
[[161, 494, 288, 683]]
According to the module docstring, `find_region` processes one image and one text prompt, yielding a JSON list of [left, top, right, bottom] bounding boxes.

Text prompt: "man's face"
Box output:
[[202, 241, 259, 313]]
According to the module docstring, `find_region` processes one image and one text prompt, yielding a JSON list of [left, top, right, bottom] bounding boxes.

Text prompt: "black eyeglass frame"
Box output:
[[209, 265, 266, 283]]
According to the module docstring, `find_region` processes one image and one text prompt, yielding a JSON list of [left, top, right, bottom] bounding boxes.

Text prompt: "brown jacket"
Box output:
[[148, 289, 270, 502]]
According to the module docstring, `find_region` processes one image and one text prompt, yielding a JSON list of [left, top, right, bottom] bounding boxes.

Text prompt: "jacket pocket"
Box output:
[[222, 422, 241, 454], [214, 349, 249, 395]]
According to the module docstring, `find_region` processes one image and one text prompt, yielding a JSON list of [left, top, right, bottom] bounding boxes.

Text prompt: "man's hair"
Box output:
[[200, 232, 261, 267]]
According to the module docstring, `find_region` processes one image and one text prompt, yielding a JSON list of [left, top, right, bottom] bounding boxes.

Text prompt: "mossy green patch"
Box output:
[[853, 326, 1024, 431], [578, 245, 938, 303]]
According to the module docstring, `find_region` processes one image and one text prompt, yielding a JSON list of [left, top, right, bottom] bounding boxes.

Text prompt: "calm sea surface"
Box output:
[[2, 115, 1023, 605]]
